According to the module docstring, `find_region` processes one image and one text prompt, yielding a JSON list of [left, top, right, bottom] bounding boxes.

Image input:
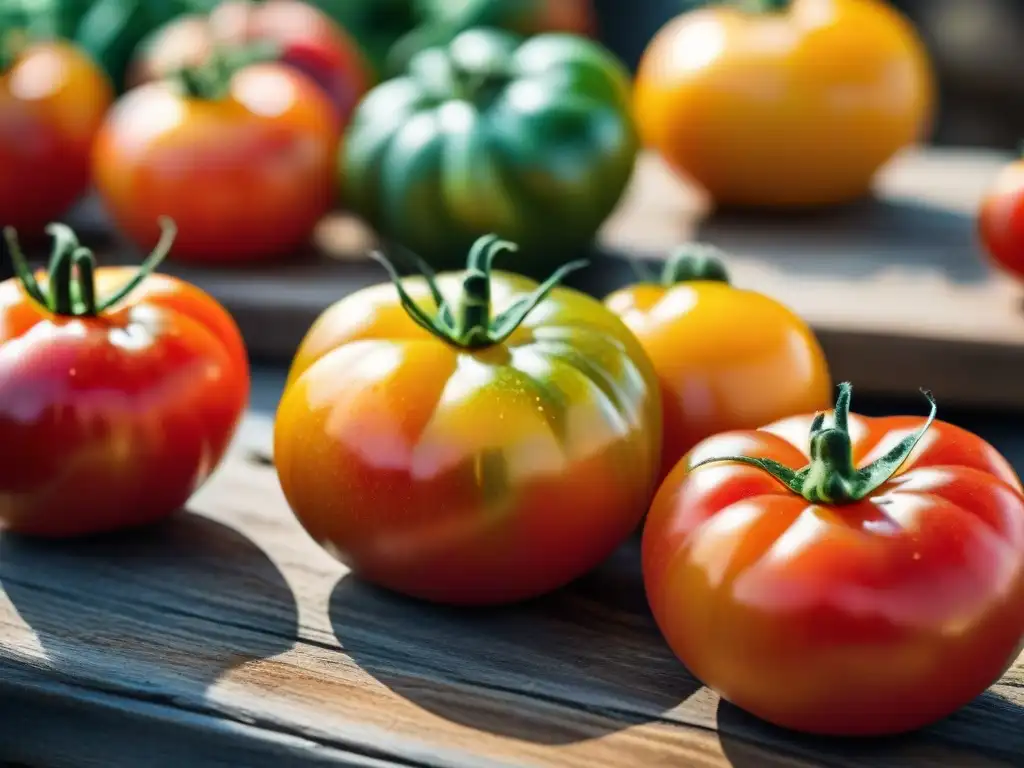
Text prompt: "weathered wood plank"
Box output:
[[0, 416, 1021, 767]]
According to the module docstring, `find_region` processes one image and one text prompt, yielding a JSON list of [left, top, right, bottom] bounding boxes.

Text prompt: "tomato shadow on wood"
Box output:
[[329, 533, 703, 745], [0, 511, 299, 701], [715, 689, 1024, 767]]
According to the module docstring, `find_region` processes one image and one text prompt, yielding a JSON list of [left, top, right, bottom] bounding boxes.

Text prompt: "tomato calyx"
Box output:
[[370, 233, 588, 349], [629, 242, 731, 286], [173, 41, 280, 100], [4, 217, 178, 317], [689, 382, 938, 504]]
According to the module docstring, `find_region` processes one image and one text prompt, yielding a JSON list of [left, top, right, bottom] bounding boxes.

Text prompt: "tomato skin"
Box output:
[[92, 64, 338, 264], [0, 272, 250, 537], [128, 0, 371, 129], [643, 410, 1024, 735], [0, 42, 113, 234], [605, 278, 832, 482], [633, 0, 935, 207], [978, 159, 1024, 280], [275, 271, 661, 605]]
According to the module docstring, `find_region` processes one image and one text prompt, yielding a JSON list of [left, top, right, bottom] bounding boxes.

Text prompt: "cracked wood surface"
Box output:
[[0, 416, 1021, 767]]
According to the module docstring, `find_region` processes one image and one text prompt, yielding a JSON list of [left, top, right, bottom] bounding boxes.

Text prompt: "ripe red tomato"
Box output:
[[0, 40, 113, 234], [127, 0, 371, 129], [275, 235, 662, 605], [92, 60, 338, 264], [0, 220, 250, 537], [643, 382, 1024, 735], [979, 158, 1024, 280]]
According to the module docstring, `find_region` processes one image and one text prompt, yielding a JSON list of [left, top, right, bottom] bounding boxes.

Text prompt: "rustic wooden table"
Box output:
[[0, 371, 1021, 768]]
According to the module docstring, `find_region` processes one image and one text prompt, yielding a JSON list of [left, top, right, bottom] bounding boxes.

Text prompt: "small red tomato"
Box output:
[[979, 158, 1024, 280], [0, 40, 113, 234], [128, 0, 371, 128], [0, 219, 250, 537], [644, 382, 1024, 736], [93, 58, 338, 264]]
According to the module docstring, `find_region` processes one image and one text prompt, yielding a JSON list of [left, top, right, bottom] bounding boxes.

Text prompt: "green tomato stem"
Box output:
[[689, 383, 938, 505], [174, 39, 281, 101], [660, 243, 731, 286], [3, 217, 178, 318], [370, 234, 589, 350]]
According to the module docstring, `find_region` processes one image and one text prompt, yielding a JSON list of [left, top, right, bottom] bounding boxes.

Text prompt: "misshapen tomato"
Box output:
[[643, 383, 1024, 735], [605, 245, 832, 481], [275, 235, 662, 605], [633, 0, 935, 207], [0, 220, 249, 537], [979, 158, 1024, 281], [0, 40, 113, 234], [93, 56, 338, 264]]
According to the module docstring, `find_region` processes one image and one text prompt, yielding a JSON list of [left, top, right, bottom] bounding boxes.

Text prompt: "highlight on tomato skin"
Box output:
[[642, 382, 1024, 736], [0, 218, 250, 538], [273, 234, 663, 606]]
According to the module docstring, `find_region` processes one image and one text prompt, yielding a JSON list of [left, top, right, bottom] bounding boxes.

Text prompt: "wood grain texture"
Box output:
[[0, 417, 1021, 768], [46, 146, 1024, 412]]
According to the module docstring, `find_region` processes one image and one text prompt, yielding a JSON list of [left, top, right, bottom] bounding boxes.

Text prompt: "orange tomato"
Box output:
[[644, 383, 1024, 735], [0, 41, 113, 234], [604, 244, 831, 480], [92, 61, 338, 264], [633, 0, 935, 207]]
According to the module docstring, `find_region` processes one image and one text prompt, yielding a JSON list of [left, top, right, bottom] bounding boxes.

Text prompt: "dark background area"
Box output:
[[593, 0, 1024, 150]]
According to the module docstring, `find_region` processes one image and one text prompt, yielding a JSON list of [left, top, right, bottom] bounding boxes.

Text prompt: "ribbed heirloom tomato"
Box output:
[[633, 0, 935, 207], [93, 50, 338, 264], [0, 40, 112, 233], [605, 245, 832, 481], [643, 383, 1024, 735], [0, 220, 249, 537], [275, 235, 661, 605]]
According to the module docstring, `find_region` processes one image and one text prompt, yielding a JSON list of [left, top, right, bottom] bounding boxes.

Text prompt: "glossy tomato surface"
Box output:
[[275, 272, 662, 605], [0, 42, 113, 234], [128, 0, 371, 128], [979, 159, 1024, 280], [0, 270, 249, 537], [92, 63, 338, 264], [633, 0, 935, 207], [643, 410, 1024, 735], [605, 278, 832, 481]]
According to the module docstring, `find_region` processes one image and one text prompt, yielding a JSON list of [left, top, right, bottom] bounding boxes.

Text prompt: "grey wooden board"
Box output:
[[0, 415, 1021, 767]]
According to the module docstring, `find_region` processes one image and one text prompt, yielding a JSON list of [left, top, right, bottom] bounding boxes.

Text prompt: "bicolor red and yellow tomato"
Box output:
[[633, 0, 935, 207], [275, 235, 661, 605], [0, 220, 249, 537], [643, 383, 1024, 735], [0, 40, 113, 234], [605, 245, 832, 481], [979, 158, 1024, 281], [93, 59, 338, 264], [128, 0, 371, 129]]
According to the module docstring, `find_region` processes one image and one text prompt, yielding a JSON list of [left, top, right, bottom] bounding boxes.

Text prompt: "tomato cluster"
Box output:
[[2, 0, 1023, 748]]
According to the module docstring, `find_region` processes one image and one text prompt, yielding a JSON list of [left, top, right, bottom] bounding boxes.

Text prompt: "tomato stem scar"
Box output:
[[688, 382, 938, 504], [369, 233, 589, 349], [3, 217, 178, 317]]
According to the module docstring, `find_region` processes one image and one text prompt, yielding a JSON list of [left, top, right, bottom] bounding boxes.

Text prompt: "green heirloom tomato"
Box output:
[[341, 28, 638, 274]]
